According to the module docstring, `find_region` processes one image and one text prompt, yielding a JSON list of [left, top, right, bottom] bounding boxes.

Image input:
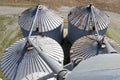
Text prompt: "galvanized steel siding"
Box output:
[[18, 5, 63, 32], [21, 24, 63, 44], [68, 5, 110, 30], [1, 36, 64, 80], [68, 22, 107, 43], [70, 35, 106, 61], [68, 4, 109, 43], [66, 54, 120, 80], [22, 72, 55, 80], [18, 5, 64, 43]]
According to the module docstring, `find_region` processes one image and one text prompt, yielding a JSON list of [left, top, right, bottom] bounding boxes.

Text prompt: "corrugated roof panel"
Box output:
[[22, 72, 55, 80], [68, 4, 110, 31], [1, 36, 64, 80], [18, 5, 63, 32], [66, 54, 120, 80], [70, 35, 106, 61]]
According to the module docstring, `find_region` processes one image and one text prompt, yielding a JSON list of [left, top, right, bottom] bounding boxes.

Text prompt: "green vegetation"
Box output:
[[0, 0, 120, 13], [0, 15, 120, 80], [0, 3, 35, 8], [0, 0, 120, 79], [106, 24, 120, 44], [64, 21, 68, 29], [0, 17, 7, 31], [0, 15, 22, 80]]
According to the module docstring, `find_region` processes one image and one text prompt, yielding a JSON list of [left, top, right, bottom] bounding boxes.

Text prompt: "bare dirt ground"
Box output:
[[0, 6, 120, 45], [106, 11, 120, 29], [57, 6, 120, 26], [0, 6, 27, 15], [0, 6, 120, 50], [0, 6, 120, 23]]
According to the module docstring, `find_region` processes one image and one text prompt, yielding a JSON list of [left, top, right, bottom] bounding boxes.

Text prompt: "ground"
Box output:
[[0, 6, 120, 80]]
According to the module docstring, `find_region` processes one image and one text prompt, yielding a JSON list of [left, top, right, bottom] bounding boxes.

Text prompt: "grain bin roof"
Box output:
[[22, 72, 55, 80], [70, 35, 106, 61], [18, 5, 63, 32], [1, 36, 64, 80], [66, 54, 120, 80], [68, 4, 110, 31]]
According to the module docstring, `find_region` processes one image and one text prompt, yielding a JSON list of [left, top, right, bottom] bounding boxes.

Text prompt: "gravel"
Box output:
[[0, 6, 120, 25], [0, 6, 27, 15], [105, 11, 120, 28]]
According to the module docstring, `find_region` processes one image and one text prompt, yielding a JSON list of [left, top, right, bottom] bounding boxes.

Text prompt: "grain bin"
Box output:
[[18, 5, 63, 44], [1, 36, 64, 80], [66, 54, 120, 80], [70, 35, 107, 61], [22, 72, 55, 80], [68, 4, 110, 43]]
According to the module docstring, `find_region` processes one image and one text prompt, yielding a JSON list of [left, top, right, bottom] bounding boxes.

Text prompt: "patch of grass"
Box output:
[[0, 15, 16, 31], [106, 24, 120, 44], [0, 3, 35, 8], [0, 0, 120, 13], [7, 16, 16, 25], [0, 15, 22, 80], [64, 21, 68, 29], [0, 15, 14, 42], [0, 32, 5, 40], [0, 16, 7, 31], [0, 15, 22, 54], [0, 29, 22, 80]]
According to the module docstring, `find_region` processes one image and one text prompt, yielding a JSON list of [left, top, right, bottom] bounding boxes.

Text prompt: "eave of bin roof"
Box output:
[[1, 36, 64, 80], [18, 5, 63, 32], [68, 4, 110, 31]]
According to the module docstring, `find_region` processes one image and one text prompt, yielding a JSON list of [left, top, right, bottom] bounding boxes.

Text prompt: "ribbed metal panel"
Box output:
[[22, 72, 55, 80], [66, 54, 120, 80], [18, 5, 63, 32], [70, 35, 106, 61], [1, 36, 64, 80], [68, 4, 110, 31]]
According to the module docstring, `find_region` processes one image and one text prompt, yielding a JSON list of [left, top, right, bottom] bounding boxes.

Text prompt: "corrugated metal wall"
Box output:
[[66, 54, 120, 80], [68, 4, 109, 43], [68, 23, 107, 43], [70, 35, 107, 61], [18, 5, 64, 44], [1, 36, 64, 80]]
